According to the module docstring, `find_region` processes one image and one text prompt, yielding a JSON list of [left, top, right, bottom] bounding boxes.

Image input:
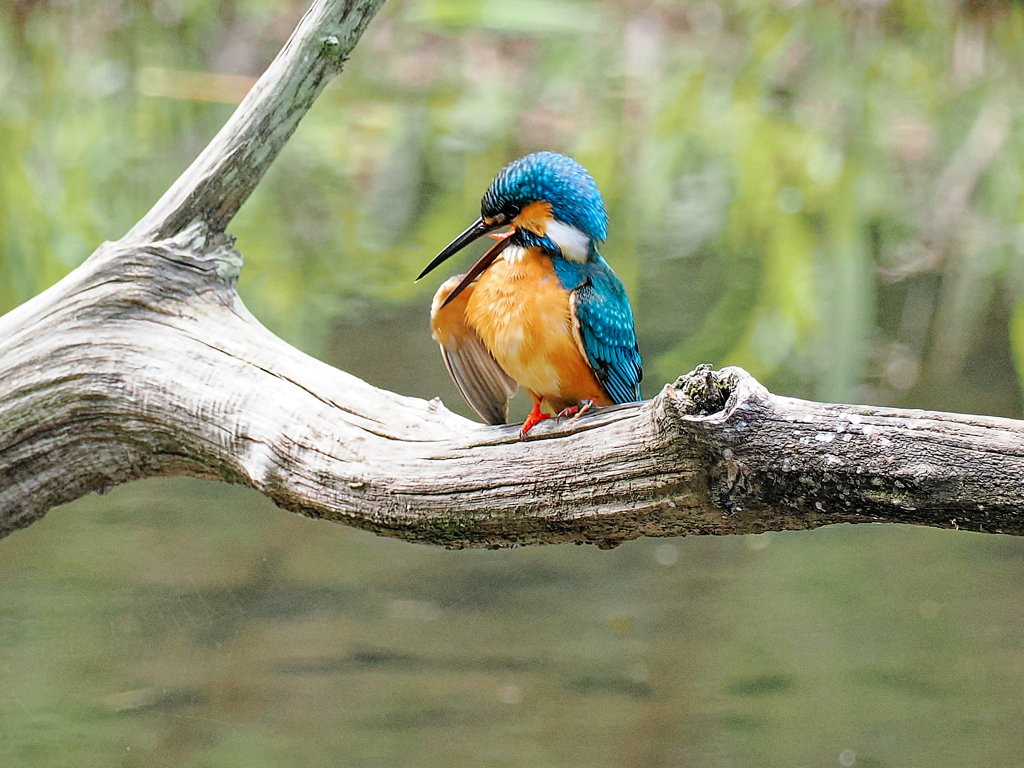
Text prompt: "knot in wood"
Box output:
[[671, 364, 736, 416]]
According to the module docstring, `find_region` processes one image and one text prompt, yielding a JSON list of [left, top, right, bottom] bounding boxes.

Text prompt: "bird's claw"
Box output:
[[557, 399, 595, 426]]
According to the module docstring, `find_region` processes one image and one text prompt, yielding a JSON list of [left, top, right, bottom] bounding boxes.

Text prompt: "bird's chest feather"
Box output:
[[465, 247, 586, 399]]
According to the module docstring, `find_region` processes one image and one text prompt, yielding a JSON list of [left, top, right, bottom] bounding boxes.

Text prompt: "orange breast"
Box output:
[[465, 247, 611, 413]]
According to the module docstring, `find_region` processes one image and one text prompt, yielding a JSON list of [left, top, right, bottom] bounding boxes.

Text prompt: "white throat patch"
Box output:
[[501, 245, 527, 263], [545, 220, 590, 263]]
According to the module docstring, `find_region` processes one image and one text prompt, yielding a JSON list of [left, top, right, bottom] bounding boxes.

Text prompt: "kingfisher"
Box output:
[[417, 152, 642, 436]]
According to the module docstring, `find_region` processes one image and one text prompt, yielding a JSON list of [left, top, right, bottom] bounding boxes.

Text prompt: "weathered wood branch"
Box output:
[[3, 0, 1024, 546], [130, 0, 387, 243]]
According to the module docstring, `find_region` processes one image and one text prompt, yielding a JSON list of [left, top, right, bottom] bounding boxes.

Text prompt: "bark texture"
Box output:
[[3, 0, 1024, 547]]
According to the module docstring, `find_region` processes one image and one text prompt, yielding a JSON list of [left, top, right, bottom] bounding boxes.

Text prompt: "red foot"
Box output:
[[519, 401, 551, 437], [557, 399, 595, 425]]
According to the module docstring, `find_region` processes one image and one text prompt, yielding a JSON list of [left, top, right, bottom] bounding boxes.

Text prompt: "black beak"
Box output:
[[416, 217, 497, 281]]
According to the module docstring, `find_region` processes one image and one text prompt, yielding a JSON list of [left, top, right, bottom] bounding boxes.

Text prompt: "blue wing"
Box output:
[[555, 257, 642, 404]]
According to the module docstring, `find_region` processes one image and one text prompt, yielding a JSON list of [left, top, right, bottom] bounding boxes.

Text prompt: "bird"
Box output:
[[417, 151, 642, 437]]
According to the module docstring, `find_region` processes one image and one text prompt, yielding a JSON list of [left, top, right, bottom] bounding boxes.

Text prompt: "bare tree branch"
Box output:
[[3, 0, 1024, 547], [130, 0, 387, 242]]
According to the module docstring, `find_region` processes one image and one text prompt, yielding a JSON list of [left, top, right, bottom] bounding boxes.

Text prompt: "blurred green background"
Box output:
[[3, 0, 1024, 765]]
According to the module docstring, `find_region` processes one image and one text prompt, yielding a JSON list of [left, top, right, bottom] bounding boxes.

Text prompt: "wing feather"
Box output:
[[568, 262, 642, 405], [431, 275, 518, 425]]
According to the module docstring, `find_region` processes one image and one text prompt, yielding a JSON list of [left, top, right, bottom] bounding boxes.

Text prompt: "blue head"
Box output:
[[481, 152, 608, 258], [416, 152, 609, 302]]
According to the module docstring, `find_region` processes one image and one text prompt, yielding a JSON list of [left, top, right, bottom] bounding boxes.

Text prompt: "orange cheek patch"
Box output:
[[513, 201, 552, 237]]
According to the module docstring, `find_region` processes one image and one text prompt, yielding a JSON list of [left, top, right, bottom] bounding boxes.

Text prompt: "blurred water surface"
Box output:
[[3, 0, 1024, 765]]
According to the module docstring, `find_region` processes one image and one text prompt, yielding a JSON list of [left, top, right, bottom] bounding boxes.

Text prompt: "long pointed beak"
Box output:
[[416, 217, 496, 281]]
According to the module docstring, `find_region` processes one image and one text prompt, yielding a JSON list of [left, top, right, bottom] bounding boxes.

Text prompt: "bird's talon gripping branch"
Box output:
[[557, 399, 594, 425]]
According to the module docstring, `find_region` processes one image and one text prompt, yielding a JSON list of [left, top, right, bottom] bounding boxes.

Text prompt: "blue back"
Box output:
[[552, 257, 643, 404]]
